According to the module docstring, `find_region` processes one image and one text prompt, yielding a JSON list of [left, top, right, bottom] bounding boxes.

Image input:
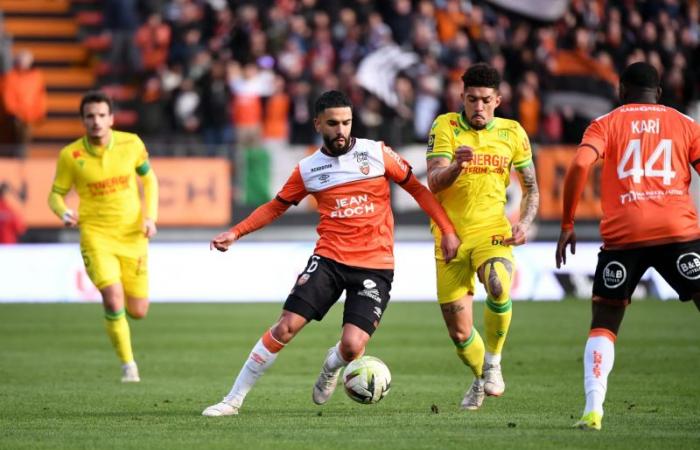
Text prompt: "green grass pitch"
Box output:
[[1, 300, 698, 449]]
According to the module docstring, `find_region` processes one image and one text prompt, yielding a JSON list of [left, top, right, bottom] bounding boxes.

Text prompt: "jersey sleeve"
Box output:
[[512, 122, 534, 170], [276, 165, 308, 205], [687, 120, 700, 168], [133, 135, 151, 175], [579, 118, 607, 160], [381, 143, 412, 184], [51, 149, 75, 195], [426, 115, 454, 161]]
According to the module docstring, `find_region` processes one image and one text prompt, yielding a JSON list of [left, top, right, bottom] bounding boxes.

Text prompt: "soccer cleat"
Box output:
[[121, 362, 140, 383], [460, 378, 485, 410], [312, 347, 342, 405], [202, 400, 239, 417], [573, 411, 602, 431], [483, 363, 505, 396]]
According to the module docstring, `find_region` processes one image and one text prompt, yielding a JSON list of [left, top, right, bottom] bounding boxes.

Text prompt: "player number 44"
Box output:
[[617, 139, 676, 185]]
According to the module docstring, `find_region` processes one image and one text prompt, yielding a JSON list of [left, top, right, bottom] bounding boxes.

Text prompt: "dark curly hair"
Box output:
[[314, 90, 353, 117], [80, 90, 114, 117], [461, 63, 500, 90]]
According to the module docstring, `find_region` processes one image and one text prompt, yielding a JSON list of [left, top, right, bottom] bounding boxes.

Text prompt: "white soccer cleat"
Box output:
[[461, 378, 485, 410], [121, 362, 140, 383], [202, 400, 240, 417], [312, 347, 342, 405], [483, 363, 505, 396]]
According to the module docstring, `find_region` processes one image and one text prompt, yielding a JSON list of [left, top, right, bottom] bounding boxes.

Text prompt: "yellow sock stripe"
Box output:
[[104, 308, 126, 321], [486, 297, 512, 313]]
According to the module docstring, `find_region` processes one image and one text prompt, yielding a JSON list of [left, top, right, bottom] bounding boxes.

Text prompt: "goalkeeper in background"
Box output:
[[425, 63, 540, 410], [48, 91, 159, 383]]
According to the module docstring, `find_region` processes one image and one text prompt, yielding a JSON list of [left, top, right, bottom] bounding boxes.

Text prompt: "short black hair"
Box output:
[[620, 62, 659, 90], [461, 63, 500, 90], [314, 90, 352, 117], [80, 90, 114, 117]]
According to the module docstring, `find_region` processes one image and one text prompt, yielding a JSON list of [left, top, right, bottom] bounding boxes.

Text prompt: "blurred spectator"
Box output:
[[0, 14, 11, 75], [103, 0, 141, 78], [0, 183, 25, 244], [199, 60, 233, 157], [135, 12, 172, 74], [263, 74, 291, 146], [2, 50, 47, 157]]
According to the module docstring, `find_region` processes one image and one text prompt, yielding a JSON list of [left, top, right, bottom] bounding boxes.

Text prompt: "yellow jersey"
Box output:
[[51, 130, 152, 239], [426, 112, 533, 235]]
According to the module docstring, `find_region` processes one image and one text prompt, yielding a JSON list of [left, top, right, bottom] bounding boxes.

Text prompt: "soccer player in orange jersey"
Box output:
[[556, 62, 700, 431], [202, 90, 460, 416]]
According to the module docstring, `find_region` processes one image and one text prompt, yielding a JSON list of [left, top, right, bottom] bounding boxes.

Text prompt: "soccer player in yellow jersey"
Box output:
[[426, 63, 540, 410], [48, 91, 159, 382]]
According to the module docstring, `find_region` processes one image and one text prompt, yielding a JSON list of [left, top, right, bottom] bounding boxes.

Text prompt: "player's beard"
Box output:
[[323, 134, 351, 156]]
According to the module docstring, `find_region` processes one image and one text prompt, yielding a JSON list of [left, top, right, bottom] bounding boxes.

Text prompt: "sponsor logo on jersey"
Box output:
[[491, 234, 505, 246], [72, 150, 82, 159], [381, 146, 408, 172], [311, 163, 333, 172], [676, 252, 700, 280], [427, 134, 435, 152], [319, 174, 330, 184], [331, 194, 375, 218], [602, 261, 626, 289], [363, 279, 377, 289], [373, 306, 382, 318], [450, 120, 458, 127], [499, 129, 509, 140]]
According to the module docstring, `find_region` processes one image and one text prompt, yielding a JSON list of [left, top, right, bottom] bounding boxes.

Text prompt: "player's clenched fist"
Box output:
[[454, 146, 474, 168], [210, 230, 239, 252]]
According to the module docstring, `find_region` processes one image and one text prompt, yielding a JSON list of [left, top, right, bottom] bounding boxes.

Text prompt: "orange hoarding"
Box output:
[[536, 146, 602, 221], [0, 158, 231, 227]]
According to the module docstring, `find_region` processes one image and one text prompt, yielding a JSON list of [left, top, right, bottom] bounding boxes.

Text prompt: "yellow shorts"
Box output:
[[434, 226, 515, 304], [80, 239, 149, 298]]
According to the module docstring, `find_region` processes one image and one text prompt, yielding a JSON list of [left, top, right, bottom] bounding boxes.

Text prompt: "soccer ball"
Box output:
[[343, 356, 391, 404]]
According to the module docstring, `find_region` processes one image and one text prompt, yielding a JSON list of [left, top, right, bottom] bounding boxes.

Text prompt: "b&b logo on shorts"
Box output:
[[676, 252, 700, 279], [603, 261, 626, 289]]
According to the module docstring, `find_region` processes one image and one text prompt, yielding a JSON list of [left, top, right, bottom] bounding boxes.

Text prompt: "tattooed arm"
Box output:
[[426, 146, 474, 193], [504, 164, 539, 246]]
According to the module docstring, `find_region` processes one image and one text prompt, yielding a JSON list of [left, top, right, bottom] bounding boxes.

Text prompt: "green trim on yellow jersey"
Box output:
[[82, 132, 115, 156], [426, 151, 454, 160], [514, 159, 533, 170], [136, 161, 151, 176], [458, 111, 496, 131]]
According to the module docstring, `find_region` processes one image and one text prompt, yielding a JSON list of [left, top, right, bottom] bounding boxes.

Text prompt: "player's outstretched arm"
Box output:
[[209, 198, 291, 252], [504, 164, 539, 246], [399, 174, 460, 262], [426, 146, 474, 193], [555, 146, 598, 267]]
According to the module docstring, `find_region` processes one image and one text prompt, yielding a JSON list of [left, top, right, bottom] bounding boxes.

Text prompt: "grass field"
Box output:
[[0, 300, 698, 449]]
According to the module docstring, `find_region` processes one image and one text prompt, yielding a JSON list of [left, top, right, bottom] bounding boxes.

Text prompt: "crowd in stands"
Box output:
[[1, 0, 699, 157]]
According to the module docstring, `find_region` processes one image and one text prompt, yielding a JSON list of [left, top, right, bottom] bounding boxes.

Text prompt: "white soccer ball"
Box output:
[[343, 356, 391, 404]]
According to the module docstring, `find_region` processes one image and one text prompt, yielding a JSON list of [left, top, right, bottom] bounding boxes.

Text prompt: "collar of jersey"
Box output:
[[459, 111, 496, 131], [82, 132, 115, 156]]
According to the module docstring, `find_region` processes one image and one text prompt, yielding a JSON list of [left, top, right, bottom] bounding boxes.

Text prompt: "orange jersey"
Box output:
[[267, 138, 445, 269], [580, 104, 700, 247]]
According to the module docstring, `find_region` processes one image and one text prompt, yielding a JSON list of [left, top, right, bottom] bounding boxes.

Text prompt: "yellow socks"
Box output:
[[484, 297, 512, 355], [454, 329, 485, 378], [104, 308, 134, 364]]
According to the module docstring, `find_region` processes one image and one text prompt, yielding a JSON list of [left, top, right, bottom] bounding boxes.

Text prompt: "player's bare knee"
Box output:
[[339, 340, 365, 361], [448, 320, 473, 343]]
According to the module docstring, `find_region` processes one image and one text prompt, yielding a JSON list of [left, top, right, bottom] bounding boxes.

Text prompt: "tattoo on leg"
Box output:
[[482, 258, 512, 299], [441, 303, 465, 314]]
